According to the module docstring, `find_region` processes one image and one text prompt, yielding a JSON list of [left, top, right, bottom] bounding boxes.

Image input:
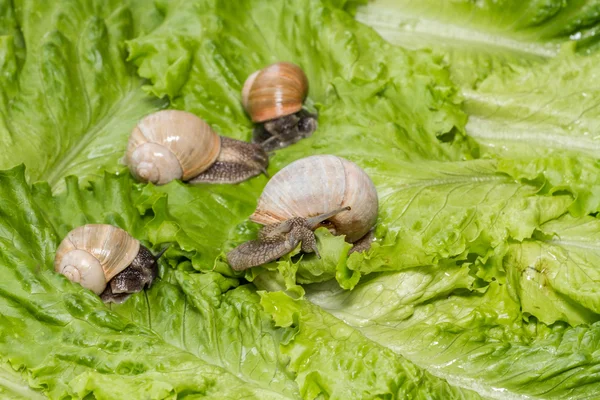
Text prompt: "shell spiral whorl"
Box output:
[[126, 110, 221, 185], [250, 155, 378, 243]]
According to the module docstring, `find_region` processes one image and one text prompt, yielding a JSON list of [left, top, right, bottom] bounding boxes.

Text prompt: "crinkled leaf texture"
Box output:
[[2, 166, 299, 399], [306, 266, 600, 399], [0, 165, 485, 399], [0, 0, 166, 191], [0, 0, 491, 396], [3, 0, 600, 399], [358, 0, 600, 216], [260, 291, 481, 399]]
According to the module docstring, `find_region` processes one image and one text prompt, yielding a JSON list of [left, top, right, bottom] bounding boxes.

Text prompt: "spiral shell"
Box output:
[[250, 155, 378, 243], [242, 62, 309, 123], [54, 225, 140, 294], [126, 110, 221, 185]]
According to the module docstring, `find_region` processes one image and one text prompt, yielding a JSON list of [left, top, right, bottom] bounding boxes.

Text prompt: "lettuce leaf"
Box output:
[[358, 1, 600, 216], [247, 159, 572, 292], [2, 166, 299, 399], [306, 267, 600, 398], [505, 214, 600, 325], [356, 0, 600, 56], [0, 362, 45, 400], [261, 291, 482, 399], [127, 0, 478, 166], [0, 0, 165, 191], [1, 165, 485, 398], [4, 0, 600, 398]]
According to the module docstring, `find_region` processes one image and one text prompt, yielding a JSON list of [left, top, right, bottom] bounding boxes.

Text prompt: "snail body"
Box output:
[[227, 155, 378, 271], [54, 224, 160, 303], [126, 110, 268, 186], [242, 62, 318, 152]]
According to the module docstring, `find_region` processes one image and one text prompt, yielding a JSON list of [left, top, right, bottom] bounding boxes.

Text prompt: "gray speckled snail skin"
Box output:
[[126, 110, 269, 186], [242, 62, 318, 152], [54, 224, 161, 303], [227, 155, 378, 271]]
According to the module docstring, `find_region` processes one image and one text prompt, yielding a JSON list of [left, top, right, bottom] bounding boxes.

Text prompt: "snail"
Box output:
[[54, 224, 165, 303], [227, 155, 378, 271], [242, 62, 318, 152], [126, 110, 269, 185]]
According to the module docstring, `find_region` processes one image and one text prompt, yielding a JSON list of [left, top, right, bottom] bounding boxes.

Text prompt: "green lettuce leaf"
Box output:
[[0, 362, 45, 400], [4, 0, 600, 398], [260, 291, 482, 399], [247, 159, 571, 292], [1, 165, 301, 399], [0, 0, 165, 191], [356, 0, 600, 55], [111, 270, 300, 396], [505, 214, 600, 326], [306, 266, 600, 398], [127, 0, 478, 165], [3, 165, 483, 398], [358, 1, 600, 216]]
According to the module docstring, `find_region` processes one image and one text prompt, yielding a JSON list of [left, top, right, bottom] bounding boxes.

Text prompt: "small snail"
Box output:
[[54, 224, 164, 303], [227, 155, 378, 270], [126, 110, 269, 185], [242, 62, 318, 152]]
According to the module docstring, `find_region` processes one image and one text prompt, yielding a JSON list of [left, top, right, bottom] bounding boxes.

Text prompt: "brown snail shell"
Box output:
[[250, 155, 378, 243], [242, 62, 309, 123], [54, 225, 140, 294], [126, 110, 221, 185]]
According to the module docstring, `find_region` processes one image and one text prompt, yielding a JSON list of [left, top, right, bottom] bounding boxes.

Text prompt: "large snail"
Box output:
[[54, 224, 164, 303], [227, 155, 378, 270], [126, 110, 269, 185], [242, 62, 318, 152]]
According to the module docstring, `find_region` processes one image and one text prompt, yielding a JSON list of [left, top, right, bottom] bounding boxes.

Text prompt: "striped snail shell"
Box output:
[[227, 155, 378, 271], [241, 62, 309, 123], [126, 110, 221, 185], [54, 225, 141, 295], [251, 155, 378, 243]]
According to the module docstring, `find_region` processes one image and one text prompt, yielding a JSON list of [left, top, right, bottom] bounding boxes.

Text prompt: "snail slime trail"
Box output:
[[54, 225, 161, 303], [126, 110, 268, 186], [226, 155, 379, 271], [242, 62, 318, 152]]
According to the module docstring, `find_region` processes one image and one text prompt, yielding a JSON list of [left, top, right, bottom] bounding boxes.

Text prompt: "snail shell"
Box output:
[[242, 62, 309, 123], [54, 225, 140, 294], [250, 155, 378, 243], [126, 110, 221, 185]]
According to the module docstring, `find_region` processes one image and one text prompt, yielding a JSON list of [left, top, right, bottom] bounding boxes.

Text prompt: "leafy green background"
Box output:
[[3, 0, 600, 398]]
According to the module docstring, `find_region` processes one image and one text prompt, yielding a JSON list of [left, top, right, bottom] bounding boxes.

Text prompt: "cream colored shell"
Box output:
[[54, 224, 140, 294], [250, 155, 378, 243], [126, 110, 221, 185]]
